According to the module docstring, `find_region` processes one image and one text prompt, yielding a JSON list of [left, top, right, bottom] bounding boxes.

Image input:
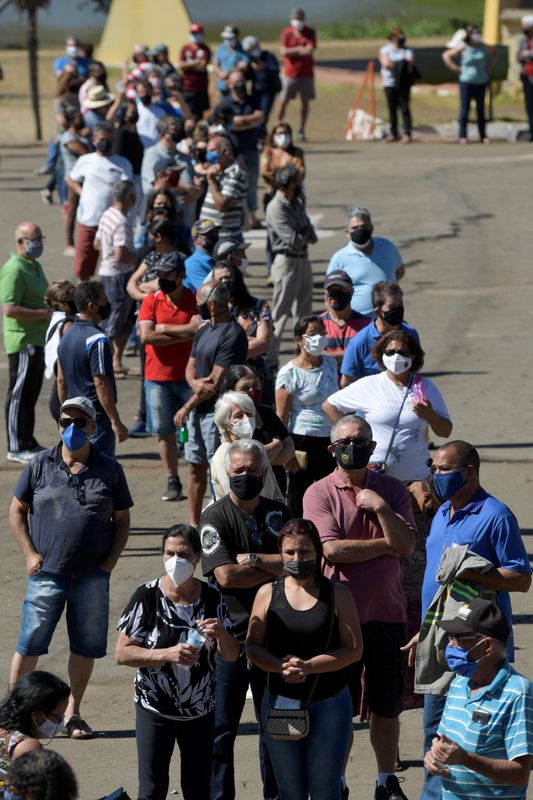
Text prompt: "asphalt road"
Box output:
[[0, 139, 532, 800]]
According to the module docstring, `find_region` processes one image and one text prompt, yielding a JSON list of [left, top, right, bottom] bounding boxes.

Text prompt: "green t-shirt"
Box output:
[[0, 252, 48, 354]]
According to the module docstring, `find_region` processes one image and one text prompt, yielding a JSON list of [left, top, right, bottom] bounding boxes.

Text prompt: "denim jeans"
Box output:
[[211, 651, 278, 800], [261, 686, 351, 800], [458, 81, 487, 140], [420, 693, 447, 800]]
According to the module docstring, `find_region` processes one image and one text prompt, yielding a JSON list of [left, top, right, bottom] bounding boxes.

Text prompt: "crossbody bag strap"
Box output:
[[382, 374, 413, 465]]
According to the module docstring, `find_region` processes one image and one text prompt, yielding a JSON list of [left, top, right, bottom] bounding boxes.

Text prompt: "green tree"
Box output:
[[13, 0, 50, 140]]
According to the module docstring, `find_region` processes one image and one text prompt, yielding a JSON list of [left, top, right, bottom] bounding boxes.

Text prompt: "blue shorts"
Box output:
[[184, 409, 219, 465], [100, 272, 134, 339], [16, 568, 111, 659], [145, 379, 192, 436]]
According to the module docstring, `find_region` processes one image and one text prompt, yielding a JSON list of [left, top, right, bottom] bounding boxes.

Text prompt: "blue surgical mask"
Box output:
[[23, 239, 43, 259], [445, 640, 487, 678], [61, 423, 88, 451], [433, 467, 467, 500], [205, 151, 220, 165]]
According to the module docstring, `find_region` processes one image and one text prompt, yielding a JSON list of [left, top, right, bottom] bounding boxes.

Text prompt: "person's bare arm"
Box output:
[[126, 263, 149, 301], [323, 537, 397, 564], [427, 735, 533, 787], [351, 487, 415, 556], [340, 374, 356, 389], [270, 435, 295, 466], [395, 263, 406, 280], [213, 560, 280, 590], [11, 739, 41, 759], [322, 399, 344, 423], [114, 245, 136, 265], [65, 139, 89, 157], [93, 374, 128, 442], [442, 45, 463, 73], [3, 305, 49, 322], [56, 359, 67, 405], [66, 175, 83, 197], [99, 509, 130, 572], [275, 386, 292, 427], [232, 110, 264, 131], [116, 632, 204, 669], [246, 584, 282, 671], [138, 321, 186, 347], [379, 52, 395, 70], [9, 497, 43, 574], [205, 167, 232, 211], [459, 567, 531, 593], [412, 401, 453, 438], [246, 319, 273, 359]]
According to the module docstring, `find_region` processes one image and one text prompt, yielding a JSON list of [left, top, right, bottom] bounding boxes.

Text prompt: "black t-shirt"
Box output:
[[254, 404, 290, 492], [200, 494, 291, 640], [192, 318, 248, 413], [217, 95, 260, 151]]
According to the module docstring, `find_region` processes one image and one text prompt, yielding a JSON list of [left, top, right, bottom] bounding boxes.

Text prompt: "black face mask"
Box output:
[[170, 130, 183, 143], [381, 306, 404, 326], [98, 301, 111, 321], [350, 227, 372, 247], [127, 111, 139, 124], [159, 277, 177, 294], [397, 36, 406, 46], [198, 301, 211, 321], [229, 473, 264, 501], [95, 139, 112, 155], [327, 290, 352, 311], [334, 442, 373, 471], [202, 236, 217, 254], [283, 559, 316, 579], [234, 83, 246, 95], [221, 277, 236, 294], [140, 95, 152, 106]]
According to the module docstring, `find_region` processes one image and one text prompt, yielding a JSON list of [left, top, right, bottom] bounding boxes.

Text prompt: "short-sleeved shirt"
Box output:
[[60, 130, 91, 176], [14, 443, 133, 575], [303, 468, 416, 623], [327, 238, 403, 317], [54, 54, 91, 78], [341, 320, 419, 380], [422, 488, 531, 661], [191, 317, 248, 413], [460, 44, 490, 84], [184, 248, 215, 291], [233, 297, 272, 374], [117, 578, 232, 720], [96, 207, 134, 277], [280, 25, 316, 78], [201, 494, 290, 640], [57, 318, 116, 419], [379, 44, 414, 88], [140, 140, 174, 196], [199, 161, 248, 237], [70, 153, 133, 228], [180, 43, 212, 93], [438, 666, 533, 800], [0, 728, 31, 771], [138, 288, 197, 382], [135, 100, 168, 149], [275, 356, 339, 437], [320, 309, 369, 358], [326, 371, 451, 482], [218, 94, 260, 151], [0, 253, 48, 354], [213, 43, 250, 92]]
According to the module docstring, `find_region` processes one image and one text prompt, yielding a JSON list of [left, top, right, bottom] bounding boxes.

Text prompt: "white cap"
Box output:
[[60, 397, 96, 420], [522, 15, 533, 27], [242, 35, 259, 52], [446, 28, 466, 48]]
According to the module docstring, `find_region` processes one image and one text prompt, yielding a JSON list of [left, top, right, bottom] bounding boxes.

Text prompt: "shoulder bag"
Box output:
[[368, 375, 413, 473]]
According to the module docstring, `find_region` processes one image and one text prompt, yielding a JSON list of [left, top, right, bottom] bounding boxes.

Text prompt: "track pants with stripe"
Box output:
[[5, 345, 44, 452]]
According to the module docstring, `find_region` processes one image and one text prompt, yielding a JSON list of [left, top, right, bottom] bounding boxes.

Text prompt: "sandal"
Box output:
[[63, 715, 94, 739]]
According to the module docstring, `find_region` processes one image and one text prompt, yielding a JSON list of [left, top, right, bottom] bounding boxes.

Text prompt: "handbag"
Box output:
[[264, 582, 335, 741], [369, 375, 413, 473]]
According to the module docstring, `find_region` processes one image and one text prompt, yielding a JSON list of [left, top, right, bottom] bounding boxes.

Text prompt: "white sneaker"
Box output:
[[7, 450, 34, 464]]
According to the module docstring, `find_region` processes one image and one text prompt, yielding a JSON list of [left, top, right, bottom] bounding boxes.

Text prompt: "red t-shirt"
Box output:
[[179, 43, 211, 93], [280, 25, 316, 78], [138, 288, 197, 382], [320, 310, 369, 356]]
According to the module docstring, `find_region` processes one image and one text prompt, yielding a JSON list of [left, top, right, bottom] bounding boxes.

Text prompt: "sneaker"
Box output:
[[385, 775, 409, 800], [129, 419, 151, 438], [7, 450, 34, 464], [33, 166, 52, 175], [162, 476, 183, 502], [40, 189, 53, 205], [297, 129, 306, 142], [341, 785, 350, 800], [63, 245, 76, 257]]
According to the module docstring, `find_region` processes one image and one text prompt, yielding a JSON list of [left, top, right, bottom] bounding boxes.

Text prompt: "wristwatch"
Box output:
[[248, 553, 261, 568]]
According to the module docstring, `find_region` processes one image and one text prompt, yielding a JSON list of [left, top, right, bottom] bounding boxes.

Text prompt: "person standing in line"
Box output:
[[213, 25, 249, 98], [517, 15, 533, 142], [379, 27, 415, 143], [320, 271, 369, 368], [276, 8, 317, 141], [178, 22, 212, 122], [199, 135, 249, 242], [0, 222, 49, 464]]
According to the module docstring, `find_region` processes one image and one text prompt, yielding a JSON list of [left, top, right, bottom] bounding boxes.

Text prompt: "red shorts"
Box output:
[[74, 223, 99, 281]]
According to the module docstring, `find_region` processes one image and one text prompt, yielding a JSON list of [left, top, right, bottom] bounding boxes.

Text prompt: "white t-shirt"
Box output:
[[95, 206, 134, 276], [70, 153, 133, 228], [327, 370, 451, 482], [380, 44, 414, 88], [136, 100, 167, 149]]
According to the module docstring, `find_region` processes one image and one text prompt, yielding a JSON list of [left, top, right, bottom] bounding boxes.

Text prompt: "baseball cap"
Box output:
[[221, 25, 239, 39], [192, 219, 220, 237], [439, 599, 510, 643], [149, 43, 168, 56], [60, 397, 96, 420], [190, 22, 204, 34], [324, 270, 353, 292], [154, 251, 185, 273], [213, 238, 251, 259], [242, 36, 259, 52]]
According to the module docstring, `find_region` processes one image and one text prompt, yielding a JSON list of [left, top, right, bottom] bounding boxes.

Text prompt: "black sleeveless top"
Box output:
[[265, 576, 347, 702]]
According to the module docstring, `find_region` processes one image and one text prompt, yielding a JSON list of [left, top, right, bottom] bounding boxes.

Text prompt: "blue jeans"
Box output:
[[145, 380, 192, 436], [211, 651, 278, 800], [459, 81, 487, 140], [420, 693, 447, 800], [91, 417, 115, 458], [261, 687, 351, 800]]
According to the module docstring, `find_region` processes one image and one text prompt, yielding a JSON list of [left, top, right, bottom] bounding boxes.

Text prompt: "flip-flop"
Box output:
[[63, 715, 94, 739]]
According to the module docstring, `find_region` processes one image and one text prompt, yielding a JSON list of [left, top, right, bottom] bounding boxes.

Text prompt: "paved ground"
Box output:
[[0, 139, 532, 799]]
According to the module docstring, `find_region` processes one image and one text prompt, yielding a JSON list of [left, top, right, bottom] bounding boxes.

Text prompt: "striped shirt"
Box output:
[[438, 666, 533, 800], [199, 161, 248, 237], [95, 206, 134, 277]]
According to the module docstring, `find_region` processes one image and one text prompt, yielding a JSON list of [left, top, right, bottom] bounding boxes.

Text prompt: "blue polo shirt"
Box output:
[[327, 237, 402, 316], [214, 43, 250, 92], [438, 666, 533, 800], [422, 488, 531, 660], [341, 320, 419, 380], [14, 444, 133, 575], [57, 318, 116, 420], [184, 248, 215, 291]]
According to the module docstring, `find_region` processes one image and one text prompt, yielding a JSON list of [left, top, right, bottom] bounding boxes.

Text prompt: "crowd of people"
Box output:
[[1, 9, 533, 800]]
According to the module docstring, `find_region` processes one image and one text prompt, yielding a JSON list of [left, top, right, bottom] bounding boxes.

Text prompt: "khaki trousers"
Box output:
[[267, 253, 313, 366]]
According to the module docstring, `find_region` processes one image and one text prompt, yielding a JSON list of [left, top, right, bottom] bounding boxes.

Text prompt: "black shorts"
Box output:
[[347, 621, 406, 719], [184, 90, 210, 118]]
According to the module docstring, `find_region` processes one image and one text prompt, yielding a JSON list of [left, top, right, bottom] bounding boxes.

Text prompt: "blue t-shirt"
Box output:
[[214, 43, 250, 91], [422, 488, 531, 660], [438, 666, 533, 800], [341, 320, 419, 380], [275, 356, 339, 437], [57, 318, 116, 420], [460, 44, 489, 85], [54, 55, 92, 78], [14, 444, 133, 575], [184, 248, 215, 291], [327, 237, 402, 317]]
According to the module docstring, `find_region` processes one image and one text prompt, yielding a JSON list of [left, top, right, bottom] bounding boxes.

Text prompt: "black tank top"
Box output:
[[266, 577, 346, 701]]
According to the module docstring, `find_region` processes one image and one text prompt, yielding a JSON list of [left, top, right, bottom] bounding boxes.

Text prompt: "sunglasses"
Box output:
[[333, 437, 370, 448], [59, 417, 90, 429], [384, 348, 411, 357]]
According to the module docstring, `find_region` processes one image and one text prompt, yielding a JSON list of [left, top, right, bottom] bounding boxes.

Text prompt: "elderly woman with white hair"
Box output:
[[211, 391, 284, 502]]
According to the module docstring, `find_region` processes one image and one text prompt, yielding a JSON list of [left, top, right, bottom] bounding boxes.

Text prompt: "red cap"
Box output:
[[190, 23, 204, 34]]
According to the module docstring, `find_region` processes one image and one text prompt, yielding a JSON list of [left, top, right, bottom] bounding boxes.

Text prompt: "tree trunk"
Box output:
[[27, 4, 42, 140]]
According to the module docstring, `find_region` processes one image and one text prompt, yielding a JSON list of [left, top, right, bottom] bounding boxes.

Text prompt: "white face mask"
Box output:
[[191, 33, 204, 44], [291, 19, 304, 31], [66, 45, 79, 58], [232, 416, 255, 439], [470, 32, 481, 43], [303, 333, 327, 356], [239, 257, 249, 272], [34, 715, 63, 741], [165, 555, 194, 587], [273, 133, 291, 148], [226, 37, 237, 48], [382, 352, 412, 375]]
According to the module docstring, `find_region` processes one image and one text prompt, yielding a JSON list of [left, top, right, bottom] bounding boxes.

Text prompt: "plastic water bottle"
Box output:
[[181, 627, 206, 670], [179, 425, 189, 444]]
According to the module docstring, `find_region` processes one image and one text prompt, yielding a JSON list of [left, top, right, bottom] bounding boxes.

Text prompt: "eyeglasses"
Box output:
[[59, 417, 90, 429], [69, 473, 86, 505], [333, 437, 370, 448], [245, 517, 263, 548], [384, 348, 411, 357]]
